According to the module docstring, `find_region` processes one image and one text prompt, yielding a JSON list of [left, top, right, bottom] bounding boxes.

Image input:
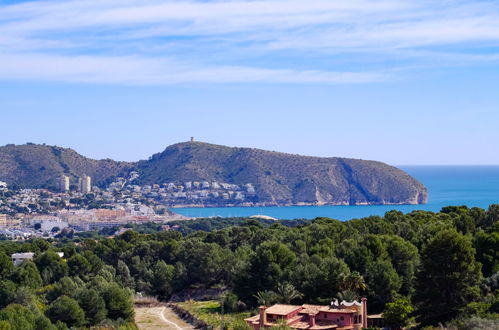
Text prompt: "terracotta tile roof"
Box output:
[[290, 321, 311, 329], [300, 305, 322, 314], [265, 304, 303, 315], [244, 315, 260, 322]]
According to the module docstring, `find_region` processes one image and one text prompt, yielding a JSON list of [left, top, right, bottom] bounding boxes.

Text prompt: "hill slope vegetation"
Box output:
[[0, 141, 427, 205], [0, 144, 131, 189], [137, 142, 427, 205]]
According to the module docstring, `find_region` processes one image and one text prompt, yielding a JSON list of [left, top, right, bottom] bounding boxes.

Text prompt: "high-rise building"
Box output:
[[58, 175, 70, 192], [80, 175, 92, 193]]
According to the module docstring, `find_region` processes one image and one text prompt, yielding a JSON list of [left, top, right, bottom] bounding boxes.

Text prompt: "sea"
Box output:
[[173, 166, 499, 221]]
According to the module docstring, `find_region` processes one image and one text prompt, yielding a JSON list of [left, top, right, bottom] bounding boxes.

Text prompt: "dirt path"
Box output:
[[135, 305, 195, 330]]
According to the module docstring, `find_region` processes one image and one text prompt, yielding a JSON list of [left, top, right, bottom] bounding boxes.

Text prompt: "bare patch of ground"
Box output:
[[135, 305, 195, 330]]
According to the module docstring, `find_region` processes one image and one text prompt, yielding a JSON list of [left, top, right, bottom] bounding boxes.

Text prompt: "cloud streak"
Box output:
[[0, 0, 498, 84], [0, 53, 387, 84]]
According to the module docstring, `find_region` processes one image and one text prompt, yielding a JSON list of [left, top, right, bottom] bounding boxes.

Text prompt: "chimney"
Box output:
[[361, 298, 368, 329], [308, 313, 316, 327], [259, 306, 267, 328]]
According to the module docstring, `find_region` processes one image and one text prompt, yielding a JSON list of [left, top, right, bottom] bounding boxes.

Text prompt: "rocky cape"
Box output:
[[0, 141, 427, 206]]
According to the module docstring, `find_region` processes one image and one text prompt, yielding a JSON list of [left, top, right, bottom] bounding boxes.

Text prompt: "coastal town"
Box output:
[[0, 170, 264, 238]]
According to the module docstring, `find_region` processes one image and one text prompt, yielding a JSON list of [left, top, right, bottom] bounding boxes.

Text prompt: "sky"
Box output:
[[1, 0, 498, 165]]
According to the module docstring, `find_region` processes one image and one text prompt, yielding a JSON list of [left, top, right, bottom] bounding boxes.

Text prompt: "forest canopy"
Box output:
[[0, 204, 498, 329]]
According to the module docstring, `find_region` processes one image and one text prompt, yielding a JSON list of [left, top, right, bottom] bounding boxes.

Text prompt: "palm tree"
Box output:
[[341, 272, 367, 293], [276, 283, 303, 304], [336, 290, 358, 302], [254, 290, 276, 307]]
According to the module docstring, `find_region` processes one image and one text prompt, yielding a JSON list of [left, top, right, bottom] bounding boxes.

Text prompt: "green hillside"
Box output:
[[136, 141, 427, 205], [0, 141, 427, 205], [0, 144, 131, 189]]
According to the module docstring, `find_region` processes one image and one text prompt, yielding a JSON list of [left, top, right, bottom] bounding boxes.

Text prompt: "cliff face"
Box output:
[[0, 142, 427, 205], [136, 142, 428, 205]]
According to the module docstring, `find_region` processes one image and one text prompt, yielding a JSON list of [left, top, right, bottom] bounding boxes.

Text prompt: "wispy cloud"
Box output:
[[0, 53, 387, 84], [0, 0, 498, 85]]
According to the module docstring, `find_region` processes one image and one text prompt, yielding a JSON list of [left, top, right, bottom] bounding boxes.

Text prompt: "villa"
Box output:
[[11, 252, 64, 265], [11, 252, 35, 266], [245, 298, 368, 330]]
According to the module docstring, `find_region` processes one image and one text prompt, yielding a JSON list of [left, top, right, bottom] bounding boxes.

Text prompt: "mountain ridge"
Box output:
[[0, 141, 428, 206]]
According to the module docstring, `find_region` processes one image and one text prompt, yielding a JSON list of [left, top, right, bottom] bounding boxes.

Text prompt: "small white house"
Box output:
[[11, 252, 64, 266], [11, 252, 35, 265]]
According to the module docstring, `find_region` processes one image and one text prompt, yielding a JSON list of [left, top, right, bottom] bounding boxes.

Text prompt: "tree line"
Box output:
[[0, 204, 498, 329]]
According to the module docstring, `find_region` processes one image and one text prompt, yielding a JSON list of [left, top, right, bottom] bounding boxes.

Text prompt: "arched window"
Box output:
[[359, 315, 362, 324]]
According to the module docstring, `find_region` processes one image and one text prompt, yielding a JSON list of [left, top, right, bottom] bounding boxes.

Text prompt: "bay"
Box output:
[[173, 166, 499, 220]]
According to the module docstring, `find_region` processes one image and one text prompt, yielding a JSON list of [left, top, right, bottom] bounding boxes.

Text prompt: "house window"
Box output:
[[359, 316, 362, 323], [324, 314, 327, 319], [340, 316, 344, 321]]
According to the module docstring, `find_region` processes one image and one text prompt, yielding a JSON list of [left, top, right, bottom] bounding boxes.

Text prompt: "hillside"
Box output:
[[0, 141, 427, 205], [136, 141, 427, 205], [0, 144, 131, 189]]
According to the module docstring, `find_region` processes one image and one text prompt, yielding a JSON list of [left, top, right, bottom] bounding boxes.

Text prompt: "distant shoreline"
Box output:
[[169, 200, 424, 209]]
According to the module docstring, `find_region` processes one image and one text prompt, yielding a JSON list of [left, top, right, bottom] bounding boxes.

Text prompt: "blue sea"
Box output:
[[173, 166, 499, 220]]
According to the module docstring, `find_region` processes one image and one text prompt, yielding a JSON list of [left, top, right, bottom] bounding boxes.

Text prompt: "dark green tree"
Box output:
[[34, 313, 57, 330], [415, 229, 481, 325], [116, 260, 135, 290], [177, 239, 226, 285], [10, 261, 42, 289], [34, 251, 68, 284], [0, 304, 36, 330], [0, 281, 16, 309], [12, 286, 35, 306], [67, 254, 91, 277], [101, 283, 134, 321], [384, 235, 419, 295], [76, 288, 107, 325], [483, 204, 499, 228], [45, 296, 85, 328], [151, 260, 175, 300], [236, 241, 296, 303], [474, 230, 499, 277], [0, 251, 13, 279], [46, 277, 78, 302], [365, 260, 402, 310]]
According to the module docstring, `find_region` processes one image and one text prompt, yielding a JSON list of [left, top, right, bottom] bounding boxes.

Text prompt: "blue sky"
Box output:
[[1, 0, 498, 165]]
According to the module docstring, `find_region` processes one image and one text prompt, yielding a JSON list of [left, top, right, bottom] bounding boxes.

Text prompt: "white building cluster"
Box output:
[[125, 180, 256, 204]]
